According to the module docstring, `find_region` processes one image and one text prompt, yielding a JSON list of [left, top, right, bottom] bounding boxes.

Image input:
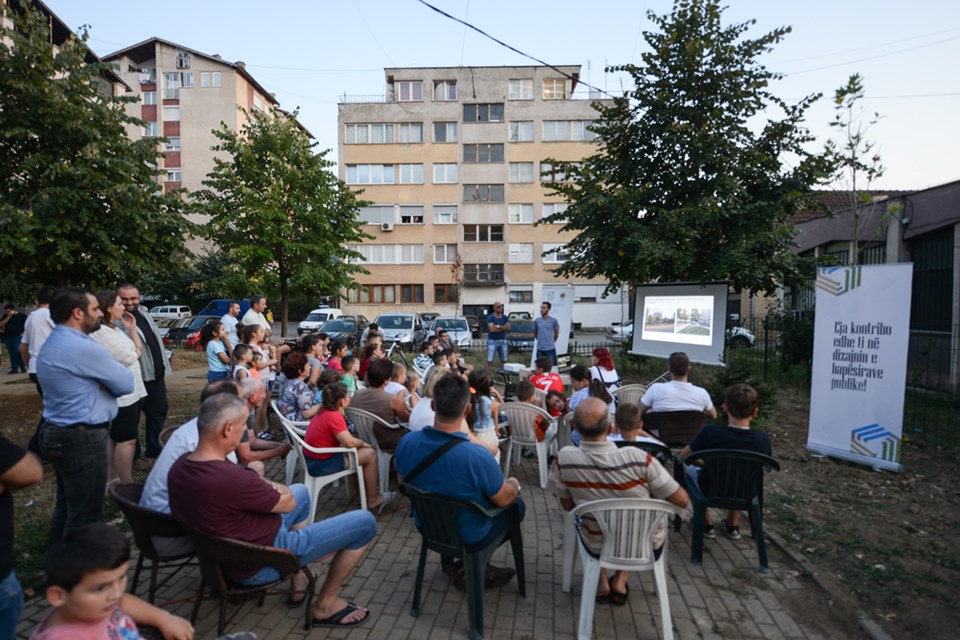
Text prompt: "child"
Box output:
[[679, 383, 773, 540], [614, 402, 663, 445], [545, 389, 566, 418], [201, 320, 230, 382], [529, 356, 564, 394], [467, 369, 504, 462], [404, 371, 421, 408], [431, 351, 448, 370], [516, 380, 556, 442], [249, 351, 262, 380], [315, 367, 344, 405], [232, 343, 254, 381], [326, 340, 347, 374], [413, 338, 435, 371], [384, 362, 408, 397], [567, 365, 592, 412], [31, 523, 194, 640], [341, 355, 360, 396]]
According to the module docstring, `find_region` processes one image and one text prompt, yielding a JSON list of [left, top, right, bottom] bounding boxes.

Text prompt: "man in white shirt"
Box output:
[[18, 287, 56, 396], [241, 294, 271, 337], [220, 301, 241, 354], [639, 352, 717, 418]]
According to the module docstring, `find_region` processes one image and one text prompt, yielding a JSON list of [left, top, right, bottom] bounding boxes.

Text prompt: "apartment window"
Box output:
[[509, 287, 534, 303], [434, 80, 457, 101], [508, 79, 533, 100], [435, 284, 460, 303], [508, 204, 534, 224], [543, 243, 569, 264], [200, 72, 210, 88], [166, 169, 181, 183], [542, 78, 567, 100], [162, 106, 180, 122], [463, 143, 504, 163], [398, 122, 423, 143], [175, 52, 191, 69], [543, 202, 569, 223], [398, 205, 425, 224], [165, 137, 181, 151], [352, 244, 396, 264], [540, 162, 571, 183], [434, 244, 458, 263], [349, 285, 396, 304], [433, 205, 458, 224], [509, 121, 533, 142], [543, 120, 568, 142], [142, 91, 157, 105], [345, 123, 394, 144], [463, 103, 504, 123], [163, 72, 181, 99], [464, 224, 504, 243], [400, 245, 425, 263], [400, 284, 425, 303], [464, 263, 504, 283], [180, 72, 194, 88], [346, 164, 395, 185], [509, 163, 534, 183], [398, 164, 424, 184], [142, 121, 158, 137], [396, 81, 423, 102], [433, 122, 457, 143], [211, 72, 221, 88], [357, 205, 394, 225], [433, 163, 458, 184], [508, 243, 534, 264], [463, 184, 504, 203], [571, 120, 597, 141], [252, 93, 266, 112]]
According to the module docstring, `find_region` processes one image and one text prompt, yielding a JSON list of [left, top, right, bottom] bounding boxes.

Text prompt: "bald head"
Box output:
[[573, 397, 610, 440]]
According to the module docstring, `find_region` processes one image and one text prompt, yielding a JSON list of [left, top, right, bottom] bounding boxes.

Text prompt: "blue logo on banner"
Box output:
[[850, 423, 901, 463]]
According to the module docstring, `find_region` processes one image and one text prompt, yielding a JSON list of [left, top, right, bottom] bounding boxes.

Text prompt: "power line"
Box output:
[[786, 35, 960, 75], [771, 26, 960, 65], [351, 0, 393, 65]]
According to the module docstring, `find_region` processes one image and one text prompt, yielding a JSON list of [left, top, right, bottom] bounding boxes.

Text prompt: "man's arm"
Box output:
[[265, 479, 296, 513], [486, 318, 498, 333], [638, 402, 650, 415], [706, 406, 717, 419], [390, 394, 411, 421], [490, 477, 520, 507], [18, 340, 29, 368], [0, 449, 43, 494], [85, 341, 135, 397]]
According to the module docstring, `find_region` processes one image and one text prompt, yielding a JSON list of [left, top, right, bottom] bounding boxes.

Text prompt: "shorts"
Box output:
[[110, 401, 140, 443], [306, 453, 347, 476], [486, 339, 508, 363]]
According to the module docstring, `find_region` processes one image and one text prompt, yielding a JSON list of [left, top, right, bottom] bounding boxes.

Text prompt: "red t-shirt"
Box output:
[[530, 372, 564, 394], [327, 357, 344, 374], [305, 409, 349, 460]]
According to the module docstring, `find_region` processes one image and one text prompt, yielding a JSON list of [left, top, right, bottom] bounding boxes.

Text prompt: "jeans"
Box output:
[[0, 570, 23, 640], [486, 339, 508, 364], [141, 378, 169, 458], [207, 370, 229, 382], [536, 349, 558, 366], [3, 336, 24, 372], [240, 484, 377, 585], [40, 423, 109, 544]]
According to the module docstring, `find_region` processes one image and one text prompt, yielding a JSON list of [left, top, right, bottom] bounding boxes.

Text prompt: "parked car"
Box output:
[[507, 320, 536, 352], [727, 326, 756, 348], [297, 308, 344, 336], [318, 316, 369, 346], [155, 317, 184, 339], [429, 317, 473, 351], [374, 312, 425, 351], [608, 322, 634, 344], [420, 312, 440, 324], [149, 305, 191, 320], [465, 315, 482, 338], [508, 311, 532, 321], [163, 315, 218, 348], [197, 298, 250, 318]]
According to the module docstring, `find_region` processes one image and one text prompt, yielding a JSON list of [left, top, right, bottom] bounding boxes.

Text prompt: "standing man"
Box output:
[[37, 288, 134, 543], [117, 284, 172, 464], [221, 301, 241, 355], [485, 302, 511, 368], [1, 305, 27, 373], [19, 287, 56, 396], [533, 301, 561, 366], [242, 294, 271, 338]]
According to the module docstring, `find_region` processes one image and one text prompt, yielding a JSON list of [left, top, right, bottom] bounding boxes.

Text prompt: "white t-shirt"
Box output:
[[640, 380, 713, 413], [90, 326, 147, 407], [20, 307, 54, 375], [221, 313, 239, 349], [407, 397, 436, 432], [241, 309, 270, 332], [384, 381, 406, 397]]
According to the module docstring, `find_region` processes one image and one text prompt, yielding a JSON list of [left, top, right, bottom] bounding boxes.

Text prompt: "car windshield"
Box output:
[[434, 319, 468, 331], [512, 322, 534, 333], [377, 315, 413, 330], [321, 320, 357, 332], [305, 312, 327, 322], [188, 316, 211, 329]]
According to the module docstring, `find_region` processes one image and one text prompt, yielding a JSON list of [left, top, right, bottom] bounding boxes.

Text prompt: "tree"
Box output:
[[0, 5, 193, 289], [199, 109, 371, 336], [826, 73, 884, 264], [542, 0, 833, 295]]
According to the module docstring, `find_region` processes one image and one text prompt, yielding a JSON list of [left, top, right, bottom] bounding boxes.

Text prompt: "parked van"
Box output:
[[148, 305, 192, 319], [197, 299, 251, 318], [297, 308, 344, 335]]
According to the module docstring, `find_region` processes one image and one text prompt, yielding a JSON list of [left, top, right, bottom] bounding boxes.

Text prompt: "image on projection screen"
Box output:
[[641, 295, 715, 346]]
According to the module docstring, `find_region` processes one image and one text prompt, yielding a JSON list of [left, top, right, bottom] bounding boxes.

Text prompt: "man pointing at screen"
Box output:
[[638, 352, 717, 418]]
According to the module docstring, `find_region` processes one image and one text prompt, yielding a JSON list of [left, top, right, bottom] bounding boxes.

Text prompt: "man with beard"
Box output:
[[37, 288, 133, 544]]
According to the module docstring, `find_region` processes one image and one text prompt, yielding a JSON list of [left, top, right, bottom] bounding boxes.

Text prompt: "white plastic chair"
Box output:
[[499, 402, 557, 489], [556, 412, 575, 450], [344, 407, 400, 495], [611, 384, 647, 406], [269, 400, 308, 486], [532, 387, 547, 409], [566, 498, 684, 640]]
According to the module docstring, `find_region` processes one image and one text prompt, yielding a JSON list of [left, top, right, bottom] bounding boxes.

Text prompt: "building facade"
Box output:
[[337, 65, 629, 327]]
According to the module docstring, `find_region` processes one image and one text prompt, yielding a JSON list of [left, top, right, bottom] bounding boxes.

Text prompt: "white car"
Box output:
[[608, 322, 633, 344], [149, 305, 191, 319], [374, 312, 425, 351], [297, 308, 343, 335], [429, 317, 473, 350], [608, 322, 756, 348]]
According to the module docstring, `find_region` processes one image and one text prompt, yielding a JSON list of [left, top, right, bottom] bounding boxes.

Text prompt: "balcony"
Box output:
[[339, 94, 396, 104], [462, 264, 505, 287]]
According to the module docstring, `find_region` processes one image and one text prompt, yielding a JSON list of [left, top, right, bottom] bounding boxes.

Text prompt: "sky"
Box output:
[[52, 0, 960, 191]]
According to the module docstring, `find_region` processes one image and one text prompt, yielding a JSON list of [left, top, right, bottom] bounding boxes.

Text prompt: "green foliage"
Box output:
[[541, 0, 833, 295], [0, 5, 193, 289], [764, 308, 814, 369], [705, 350, 778, 426], [198, 109, 371, 333]]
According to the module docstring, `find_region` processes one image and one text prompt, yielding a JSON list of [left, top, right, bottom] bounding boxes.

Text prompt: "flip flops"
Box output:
[[312, 602, 370, 628]]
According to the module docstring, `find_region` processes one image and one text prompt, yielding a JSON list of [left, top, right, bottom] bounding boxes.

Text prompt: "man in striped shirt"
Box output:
[[549, 397, 688, 604]]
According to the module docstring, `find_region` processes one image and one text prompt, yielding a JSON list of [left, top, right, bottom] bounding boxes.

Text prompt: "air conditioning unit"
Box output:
[[381, 222, 394, 232]]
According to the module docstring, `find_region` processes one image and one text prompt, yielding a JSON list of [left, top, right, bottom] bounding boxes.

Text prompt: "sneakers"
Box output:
[[721, 519, 742, 540], [703, 524, 716, 539], [521, 448, 536, 459]]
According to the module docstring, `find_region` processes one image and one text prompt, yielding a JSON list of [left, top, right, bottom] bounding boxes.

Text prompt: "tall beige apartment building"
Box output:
[[338, 65, 629, 327]]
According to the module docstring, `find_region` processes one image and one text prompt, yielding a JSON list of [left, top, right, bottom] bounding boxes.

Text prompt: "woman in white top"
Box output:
[[590, 347, 622, 394], [92, 290, 148, 485]]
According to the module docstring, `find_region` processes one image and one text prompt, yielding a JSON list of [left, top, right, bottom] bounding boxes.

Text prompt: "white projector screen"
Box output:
[[630, 282, 729, 365]]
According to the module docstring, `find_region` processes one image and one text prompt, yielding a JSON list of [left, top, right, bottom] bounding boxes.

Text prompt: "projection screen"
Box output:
[[630, 282, 730, 365]]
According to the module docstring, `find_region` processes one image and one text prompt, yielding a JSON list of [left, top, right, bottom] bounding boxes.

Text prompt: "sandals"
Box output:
[[312, 602, 370, 628], [609, 584, 629, 606]]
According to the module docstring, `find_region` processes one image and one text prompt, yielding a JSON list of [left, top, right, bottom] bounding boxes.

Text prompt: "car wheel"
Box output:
[[730, 335, 751, 349]]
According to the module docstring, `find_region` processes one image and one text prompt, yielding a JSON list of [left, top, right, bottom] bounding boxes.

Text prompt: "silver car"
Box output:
[[374, 312, 425, 351], [429, 317, 473, 350]]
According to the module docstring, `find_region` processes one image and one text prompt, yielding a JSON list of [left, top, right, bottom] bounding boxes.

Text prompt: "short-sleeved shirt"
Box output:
[[1, 436, 27, 579], [206, 340, 229, 373], [21, 307, 54, 375], [687, 424, 772, 457], [305, 409, 349, 460], [278, 379, 314, 422], [640, 380, 713, 413], [221, 313, 239, 349], [30, 606, 138, 640], [395, 428, 505, 544], [486, 314, 508, 340], [533, 316, 560, 351], [241, 309, 270, 332], [530, 372, 564, 394], [2, 312, 26, 338]]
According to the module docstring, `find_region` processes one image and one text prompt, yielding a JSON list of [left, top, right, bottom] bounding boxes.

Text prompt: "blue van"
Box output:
[[197, 298, 251, 318]]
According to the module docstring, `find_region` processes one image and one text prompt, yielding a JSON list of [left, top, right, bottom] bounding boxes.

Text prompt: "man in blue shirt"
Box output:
[[484, 302, 511, 368], [533, 301, 561, 366], [37, 288, 134, 544], [396, 375, 523, 589]]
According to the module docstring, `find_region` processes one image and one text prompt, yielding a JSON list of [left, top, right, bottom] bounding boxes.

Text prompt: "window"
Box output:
[[434, 244, 458, 263], [351, 244, 396, 263], [398, 122, 423, 143], [357, 205, 394, 225], [211, 72, 221, 88], [542, 243, 568, 264], [463, 263, 504, 283], [162, 106, 180, 122], [509, 121, 533, 142], [398, 164, 424, 184], [463, 143, 504, 163], [433, 122, 457, 143], [509, 163, 534, 183], [252, 93, 266, 112], [433, 163, 458, 184], [463, 184, 504, 202], [400, 245, 424, 263], [165, 137, 181, 151], [398, 205, 425, 224], [435, 284, 460, 303], [434, 80, 457, 101], [508, 243, 534, 263], [346, 164, 395, 185], [175, 52, 191, 69], [396, 80, 423, 102], [542, 202, 569, 223], [543, 120, 596, 141], [345, 123, 394, 144], [349, 285, 396, 304], [542, 78, 567, 100], [142, 121, 158, 137], [508, 79, 533, 100], [508, 204, 534, 224], [142, 91, 157, 105], [166, 169, 181, 183], [433, 205, 458, 224], [570, 120, 597, 141], [163, 72, 180, 99], [463, 103, 504, 123], [509, 287, 534, 303], [180, 72, 194, 88], [464, 224, 504, 242], [542, 120, 568, 142], [540, 162, 571, 183], [200, 72, 210, 88], [400, 284, 425, 303]]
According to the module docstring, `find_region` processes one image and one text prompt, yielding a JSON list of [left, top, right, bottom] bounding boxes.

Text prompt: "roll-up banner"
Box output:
[[531, 285, 575, 368]]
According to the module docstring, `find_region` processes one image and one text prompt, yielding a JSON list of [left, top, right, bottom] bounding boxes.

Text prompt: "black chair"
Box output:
[[642, 410, 709, 448], [185, 528, 316, 635], [107, 483, 195, 603], [616, 440, 685, 532], [681, 449, 781, 572], [399, 483, 526, 640]]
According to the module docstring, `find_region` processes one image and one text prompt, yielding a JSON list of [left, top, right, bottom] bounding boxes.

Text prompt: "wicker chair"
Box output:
[[642, 410, 709, 448], [610, 383, 647, 406], [344, 407, 402, 495]]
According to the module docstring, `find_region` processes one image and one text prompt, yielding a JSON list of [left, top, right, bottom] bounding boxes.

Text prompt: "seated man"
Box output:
[[413, 337, 437, 372], [168, 394, 377, 628], [237, 378, 291, 464], [679, 383, 772, 540], [350, 357, 410, 452], [528, 356, 564, 395], [549, 398, 688, 605], [638, 352, 717, 419], [395, 375, 522, 589]]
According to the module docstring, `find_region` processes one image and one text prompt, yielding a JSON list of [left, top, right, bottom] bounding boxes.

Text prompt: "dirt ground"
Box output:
[[2, 351, 957, 638]]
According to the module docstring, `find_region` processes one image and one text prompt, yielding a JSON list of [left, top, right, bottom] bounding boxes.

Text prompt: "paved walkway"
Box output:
[[15, 447, 857, 640]]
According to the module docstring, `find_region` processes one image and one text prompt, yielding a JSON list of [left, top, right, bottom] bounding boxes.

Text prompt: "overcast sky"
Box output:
[[54, 0, 960, 191]]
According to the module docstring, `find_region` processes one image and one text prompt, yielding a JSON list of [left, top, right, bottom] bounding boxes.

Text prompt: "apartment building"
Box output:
[[337, 65, 629, 327]]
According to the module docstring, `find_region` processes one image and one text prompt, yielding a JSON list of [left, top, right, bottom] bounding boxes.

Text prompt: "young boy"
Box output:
[[413, 338, 436, 371], [679, 383, 772, 540], [528, 356, 564, 394], [614, 402, 663, 445], [384, 362, 408, 397], [516, 380, 555, 442], [31, 523, 194, 639], [341, 355, 360, 396]]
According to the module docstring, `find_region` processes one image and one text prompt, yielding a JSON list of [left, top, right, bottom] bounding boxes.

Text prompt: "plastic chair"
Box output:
[[532, 387, 547, 409], [185, 528, 316, 635], [500, 402, 557, 489], [568, 498, 684, 640], [108, 483, 195, 603], [611, 383, 647, 406], [269, 400, 309, 486], [399, 483, 526, 640], [642, 410, 709, 448], [344, 407, 400, 495], [556, 412, 575, 450], [681, 449, 780, 572]]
